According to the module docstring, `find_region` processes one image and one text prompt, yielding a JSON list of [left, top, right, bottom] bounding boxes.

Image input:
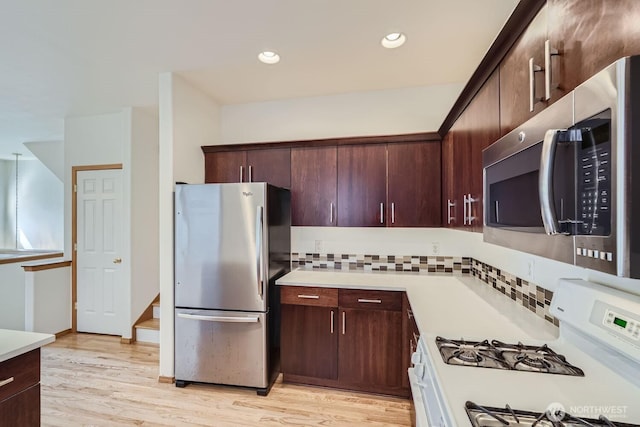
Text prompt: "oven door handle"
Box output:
[[539, 129, 565, 235]]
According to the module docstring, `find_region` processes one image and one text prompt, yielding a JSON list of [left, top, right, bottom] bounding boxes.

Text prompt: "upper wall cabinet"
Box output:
[[291, 146, 337, 226], [443, 70, 500, 232], [337, 144, 387, 227], [387, 142, 441, 227], [546, 0, 640, 102], [499, 5, 549, 135], [205, 147, 291, 189], [500, 0, 640, 135]]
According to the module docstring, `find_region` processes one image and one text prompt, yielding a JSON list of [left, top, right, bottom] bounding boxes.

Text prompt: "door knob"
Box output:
[[113, 258, 122, 264]]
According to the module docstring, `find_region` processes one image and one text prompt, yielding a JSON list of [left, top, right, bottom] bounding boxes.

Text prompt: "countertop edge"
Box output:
[[0, 333, 55, 363]]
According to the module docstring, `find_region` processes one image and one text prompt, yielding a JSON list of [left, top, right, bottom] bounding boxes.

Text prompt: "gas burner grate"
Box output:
[[435, 337, 584, 376], [465, 401, 639, 427]]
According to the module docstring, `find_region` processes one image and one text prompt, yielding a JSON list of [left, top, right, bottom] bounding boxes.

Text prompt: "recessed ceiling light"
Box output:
[[258, 51, 280, 64], [381, 32, 406, 49]]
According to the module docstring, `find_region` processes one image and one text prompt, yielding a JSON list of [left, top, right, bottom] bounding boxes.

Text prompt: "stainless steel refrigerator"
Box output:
[[174, 183, 290, 395]]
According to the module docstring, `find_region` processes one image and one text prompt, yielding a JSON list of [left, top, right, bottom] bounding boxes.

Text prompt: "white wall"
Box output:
[[158, 73, 221, 379], [0, 158, 63, 250], [23, 140, 64, 181], [24, 265, 71, 334], [0, 263, 26, 330], [220, 84, 463, 144], [292, 227, 640, 297], [129, 107, 160, 326]]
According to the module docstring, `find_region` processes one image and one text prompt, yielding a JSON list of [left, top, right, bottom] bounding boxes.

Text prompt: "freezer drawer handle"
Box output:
[[297, 294, 320, 299], [0, 377, 14, 388], [177, 313, 260, 323], [357, 298, 382, 304]]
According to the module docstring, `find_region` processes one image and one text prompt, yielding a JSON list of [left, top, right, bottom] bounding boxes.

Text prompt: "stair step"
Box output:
[[136, 318, 159, 330], [135, 318, 159, 345]]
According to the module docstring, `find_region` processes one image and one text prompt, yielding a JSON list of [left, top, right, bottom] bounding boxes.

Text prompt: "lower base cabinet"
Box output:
[[0, 348, 41, 427], [280, 286, 409, 397]]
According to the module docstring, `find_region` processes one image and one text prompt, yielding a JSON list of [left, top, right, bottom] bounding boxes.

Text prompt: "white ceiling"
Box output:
[[0, 0, 519, 159]]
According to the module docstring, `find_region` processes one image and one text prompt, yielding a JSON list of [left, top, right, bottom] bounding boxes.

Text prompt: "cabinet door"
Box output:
[[547, 0, 640, 102], [441, 132, 458, 227], [499, 5, 548, 135], [291, 146, 337, 226], [338, 308, 403, 391], [387, 142, 441, 227], [0, 384, 40, 427], [280, 305, 338, 380], [337, 144, 387, 227], [204, 151, 246, 183], [246, 148, 291, 188], [467, 70, 501, 232]]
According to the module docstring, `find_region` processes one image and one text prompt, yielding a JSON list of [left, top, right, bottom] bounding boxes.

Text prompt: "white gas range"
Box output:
[[409, 278, 640, 426]]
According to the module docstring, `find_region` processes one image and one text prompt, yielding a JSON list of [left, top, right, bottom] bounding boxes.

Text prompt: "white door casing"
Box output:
[[76, 169, 124, 335]]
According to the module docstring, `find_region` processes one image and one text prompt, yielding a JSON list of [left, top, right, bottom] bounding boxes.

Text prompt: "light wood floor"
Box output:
[[41, 334, 412, 426]]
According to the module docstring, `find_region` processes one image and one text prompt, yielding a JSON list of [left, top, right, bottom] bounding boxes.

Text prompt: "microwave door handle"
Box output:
[[539, 129, 563, 235]]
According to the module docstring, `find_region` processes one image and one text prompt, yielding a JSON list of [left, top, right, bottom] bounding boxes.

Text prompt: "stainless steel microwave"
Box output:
[[483, 56, 640, 278]]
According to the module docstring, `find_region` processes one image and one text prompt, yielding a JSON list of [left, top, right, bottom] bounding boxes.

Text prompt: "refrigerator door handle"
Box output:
[[176, 313, 260, 323], [256, 205, 264, 297]]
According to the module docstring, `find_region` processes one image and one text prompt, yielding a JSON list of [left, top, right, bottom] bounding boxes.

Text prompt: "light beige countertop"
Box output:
[[0, 329, 55, 363]]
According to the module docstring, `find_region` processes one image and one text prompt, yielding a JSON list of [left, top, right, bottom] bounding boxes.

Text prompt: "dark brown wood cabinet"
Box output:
[[290, 146, 337, 226], [499, 5, 548, 135], [204, 148, 291, 188], [280, 287, 408, 397], [280, 304, 337, 379], [442, 69, 500, 232], [0, 349, 41, 427], [387, 143, 441, 227], [401, 293, 418, 391], [337, 144, 387, 227], [338, 308, 403, 392], [546, 0, 640, 103]]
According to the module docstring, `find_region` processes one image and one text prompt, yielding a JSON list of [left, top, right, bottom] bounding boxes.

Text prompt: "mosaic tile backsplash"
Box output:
[[291, 253, 471, 274], [291, 252, 557, 326], [471, 259, 558, 326]]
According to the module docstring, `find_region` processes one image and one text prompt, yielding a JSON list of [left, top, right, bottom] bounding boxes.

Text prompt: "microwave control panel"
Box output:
[[576, 117, 611, 236]]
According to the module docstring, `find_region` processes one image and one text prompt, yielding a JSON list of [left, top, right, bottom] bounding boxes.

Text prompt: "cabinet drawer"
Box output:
[[0, 349, 40, 402], [281, 286, 338, 307], [339, 289, 402, 311]]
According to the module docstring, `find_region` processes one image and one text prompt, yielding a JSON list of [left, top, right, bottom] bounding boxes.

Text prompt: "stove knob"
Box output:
[[411, 351, 422, 365], [414, 363, 425, 379]]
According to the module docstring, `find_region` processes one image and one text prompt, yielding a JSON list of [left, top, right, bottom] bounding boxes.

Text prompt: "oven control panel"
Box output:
[[602, 309, 640, 341]]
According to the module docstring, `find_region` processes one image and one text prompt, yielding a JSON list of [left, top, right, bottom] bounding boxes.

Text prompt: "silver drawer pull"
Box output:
[[358, 298, 382, 304], [297, 294, 320, 299], [0, 377, 15, 388]]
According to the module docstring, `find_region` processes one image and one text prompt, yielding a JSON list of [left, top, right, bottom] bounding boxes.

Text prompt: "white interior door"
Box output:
[[76, 169, 124, 335]]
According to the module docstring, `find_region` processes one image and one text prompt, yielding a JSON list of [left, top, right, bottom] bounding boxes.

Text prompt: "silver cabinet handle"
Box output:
[[544, 40, 559, 101], [467, 193, 476, 225], [495, 200, 500, 224], [447, 199, 455, 225], [329, 202, 334, 225], [239, 165, 244, 182], [380, 202, 384, 224], [529, 57, 543, 112], [463, 194, 468, 225], [248, 165, 253, 182], [391, 202, 395, 224], [0, 377, 14, 388], [297, 295, 319, 299], [358, 298, 382, 304], [539, 129, 564, 235], [177, 313, 259, 323], [255, 206, 264, 296], [342, 311, 346, 335], [330, 310, 334, 334], [113, 257, 122, 264]]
